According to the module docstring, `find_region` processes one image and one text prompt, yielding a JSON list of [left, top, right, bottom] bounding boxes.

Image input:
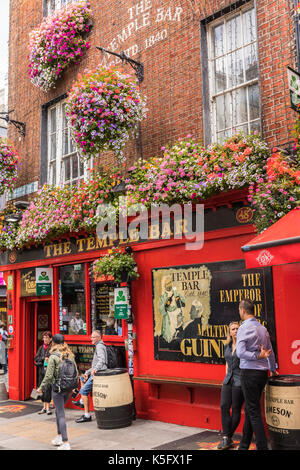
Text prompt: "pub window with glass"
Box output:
[[47, 100, 86, 187], [58, 262, 123, 337], [45, 0, 77, 16], [207, 5, 261, 143], [90, 263, 123, 337], [59, 264, 87, 335]]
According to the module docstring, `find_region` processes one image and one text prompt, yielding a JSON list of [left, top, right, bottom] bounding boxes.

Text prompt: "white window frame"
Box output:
[[207, 3, 261, 143], [46, 0, 77, 16], [47, 100, 90, 187]]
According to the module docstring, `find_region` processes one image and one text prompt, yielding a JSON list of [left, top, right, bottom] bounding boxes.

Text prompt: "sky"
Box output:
[[0, 0, 9, 88]]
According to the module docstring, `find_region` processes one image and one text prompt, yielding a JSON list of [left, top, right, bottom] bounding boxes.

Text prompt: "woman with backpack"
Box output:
[[37, 334, 78, 450]]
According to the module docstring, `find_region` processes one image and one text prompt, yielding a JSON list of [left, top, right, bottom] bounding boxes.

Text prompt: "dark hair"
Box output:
[[52, 333, 65, 345], [239, 299, 255, 315], [42, 331, 52, 339]]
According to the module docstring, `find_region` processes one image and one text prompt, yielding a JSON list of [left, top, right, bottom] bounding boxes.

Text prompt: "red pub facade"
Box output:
[[1, 0, 299, 430]]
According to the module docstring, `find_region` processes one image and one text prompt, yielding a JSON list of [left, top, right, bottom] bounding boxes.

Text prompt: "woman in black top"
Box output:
[[34, 331, 53, 415], [217, 321, 244, 450]]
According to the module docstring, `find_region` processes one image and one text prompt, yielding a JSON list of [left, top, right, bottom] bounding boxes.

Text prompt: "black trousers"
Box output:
[[220, 381, 244, 437], [38, 367, 52, 403], [239, 369, 268, 450]]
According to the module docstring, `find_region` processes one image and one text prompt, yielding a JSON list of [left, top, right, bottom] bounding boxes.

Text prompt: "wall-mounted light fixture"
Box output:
[[3, 201, 30, 224]]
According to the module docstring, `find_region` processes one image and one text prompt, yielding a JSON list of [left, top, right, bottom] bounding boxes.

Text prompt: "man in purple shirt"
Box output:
[[236, 299, 277, 450]]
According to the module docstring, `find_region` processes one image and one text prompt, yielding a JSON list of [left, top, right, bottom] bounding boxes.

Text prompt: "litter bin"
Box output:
[[265, 374, 300, 450], [93, 368, 133, 429]]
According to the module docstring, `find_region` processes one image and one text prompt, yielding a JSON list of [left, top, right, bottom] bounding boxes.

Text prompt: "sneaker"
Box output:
[[217, 436, 233, 450], [51, 435, 63, 446], [75, 414, 92, 423], [38, 408, 47, 414], [72, 400, 84, 409], [57, 442, 71, 450], [47, 410, 52, 415]]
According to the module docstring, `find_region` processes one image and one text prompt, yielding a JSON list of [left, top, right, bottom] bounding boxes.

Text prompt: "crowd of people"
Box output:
[[30, 298, 276, 451]]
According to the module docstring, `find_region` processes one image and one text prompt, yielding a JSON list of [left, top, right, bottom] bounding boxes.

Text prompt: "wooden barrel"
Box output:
[[93, 368, 133, 429], [265, 375, 300, 450]]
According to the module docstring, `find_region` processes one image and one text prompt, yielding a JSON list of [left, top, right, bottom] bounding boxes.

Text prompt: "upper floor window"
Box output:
[[46, 0, 77, 16], [207, 5, 261, 142], [48, 100, 86, 186]]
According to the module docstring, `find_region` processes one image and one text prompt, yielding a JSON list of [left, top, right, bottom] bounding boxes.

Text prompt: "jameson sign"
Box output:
[[152, 260, 276, 364]]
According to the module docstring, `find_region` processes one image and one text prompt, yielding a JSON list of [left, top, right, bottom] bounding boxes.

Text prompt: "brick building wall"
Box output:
[[8, 0, 298, 193]]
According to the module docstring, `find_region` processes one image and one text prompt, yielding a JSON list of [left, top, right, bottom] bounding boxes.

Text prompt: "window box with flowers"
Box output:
[[28, 0, 93, 92]]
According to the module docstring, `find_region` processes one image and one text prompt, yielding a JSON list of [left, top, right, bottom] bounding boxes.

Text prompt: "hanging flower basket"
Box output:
[[28, 0, 93, 92], [0, 138, 19, 196], [92, 247, 139, 283], [65, 66, 147, 161]]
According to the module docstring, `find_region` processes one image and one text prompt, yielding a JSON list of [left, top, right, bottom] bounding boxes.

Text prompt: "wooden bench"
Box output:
[[133, 375, 222, 401], [133, 375, 223, 388]]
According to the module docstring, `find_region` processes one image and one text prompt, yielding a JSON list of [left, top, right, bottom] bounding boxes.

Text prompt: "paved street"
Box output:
[[0, 373, 207, 451]]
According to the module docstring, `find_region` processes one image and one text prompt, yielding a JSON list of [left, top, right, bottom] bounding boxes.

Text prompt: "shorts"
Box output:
[[80, 375, 93, 396]]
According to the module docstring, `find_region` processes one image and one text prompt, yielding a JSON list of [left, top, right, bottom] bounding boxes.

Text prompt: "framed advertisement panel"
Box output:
[[152, 259, 276, 364]]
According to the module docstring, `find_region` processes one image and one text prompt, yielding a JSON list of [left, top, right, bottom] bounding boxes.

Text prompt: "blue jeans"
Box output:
[[80, 375, 93, 396]]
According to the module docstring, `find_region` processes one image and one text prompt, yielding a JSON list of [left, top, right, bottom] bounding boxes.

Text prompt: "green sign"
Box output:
[[36, 283, 52, 296], [7, 275, 13, 291], [36, 267, 53, 296], [114, 287, 129, 319]]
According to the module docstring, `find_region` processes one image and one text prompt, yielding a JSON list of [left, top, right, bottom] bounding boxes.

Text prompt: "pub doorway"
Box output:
[[23, 299, 52, 400]]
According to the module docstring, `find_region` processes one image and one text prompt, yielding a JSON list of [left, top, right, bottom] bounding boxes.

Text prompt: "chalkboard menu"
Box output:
[[91, 283, 122, 336], [95, 285, 114, 317]]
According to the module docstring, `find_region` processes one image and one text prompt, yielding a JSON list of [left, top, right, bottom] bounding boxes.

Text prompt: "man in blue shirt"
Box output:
[[236, 299, 277, 450]]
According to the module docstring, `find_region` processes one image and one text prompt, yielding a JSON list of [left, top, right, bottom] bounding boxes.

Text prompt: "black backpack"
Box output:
[[54, 357, 78, 393], [106, 345, 118, 369]]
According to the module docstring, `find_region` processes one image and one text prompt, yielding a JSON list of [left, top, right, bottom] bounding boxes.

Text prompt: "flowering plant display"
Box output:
[[1, 130, 297, 251], [0, 138, 19, 196], [125, 133, 270, 206], [15, 168, 122, 249], [0, 206, 19, 252], [125, 135, 202, 206], [65, 66, 147, 160], [196, 133, 270, 198], [295, 2, 300, 15], [28, 0, 93, 92], [92, 246, 139, 283], [248, 150, 300, 233]]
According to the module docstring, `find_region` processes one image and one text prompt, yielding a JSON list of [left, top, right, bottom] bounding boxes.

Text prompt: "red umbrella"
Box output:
[[241, 207, 300, 268]]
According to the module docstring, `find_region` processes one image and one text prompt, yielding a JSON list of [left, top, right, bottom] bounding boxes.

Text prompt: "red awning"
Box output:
[[241, 207, 300, 268]]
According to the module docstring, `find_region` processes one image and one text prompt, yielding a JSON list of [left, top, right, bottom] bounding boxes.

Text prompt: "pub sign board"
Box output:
[[152, 260, 276, 364]]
